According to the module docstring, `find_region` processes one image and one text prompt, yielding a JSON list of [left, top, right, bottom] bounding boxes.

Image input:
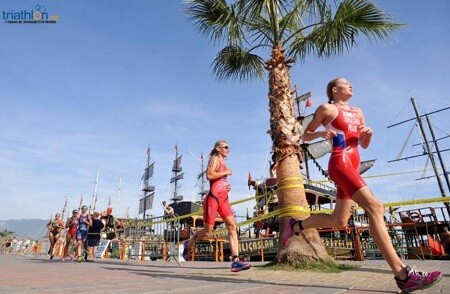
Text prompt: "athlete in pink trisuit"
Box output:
[[182, 140, 250, 272], [282, 77, 441, 292]]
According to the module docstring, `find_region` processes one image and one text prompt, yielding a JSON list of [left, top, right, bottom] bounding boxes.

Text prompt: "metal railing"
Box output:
[[117, 214, 181, 265]]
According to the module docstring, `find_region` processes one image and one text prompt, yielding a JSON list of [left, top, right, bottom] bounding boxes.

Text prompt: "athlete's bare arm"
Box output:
[[206, 156, 231, 180], [356, 107, 372, 149], [303, 103, 337, 142]]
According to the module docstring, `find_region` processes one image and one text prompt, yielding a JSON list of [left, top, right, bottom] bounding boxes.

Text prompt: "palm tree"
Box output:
[[0, 229, 14, 238], [185, 0, 400, 264]]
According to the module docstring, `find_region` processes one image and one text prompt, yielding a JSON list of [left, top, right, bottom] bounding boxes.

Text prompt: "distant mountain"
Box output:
[[0, 219, 48, 239]]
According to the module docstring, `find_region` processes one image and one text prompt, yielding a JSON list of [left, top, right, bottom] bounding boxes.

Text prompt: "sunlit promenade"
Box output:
[[0, 254, 448, 293]]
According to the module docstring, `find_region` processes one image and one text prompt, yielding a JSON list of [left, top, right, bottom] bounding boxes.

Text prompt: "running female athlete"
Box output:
[[61, 209, 79, 262], [76, 205, 92, 262], [182, 140, 250, 272], [282, 77, 441, 293], [46, 213, 64, 259]]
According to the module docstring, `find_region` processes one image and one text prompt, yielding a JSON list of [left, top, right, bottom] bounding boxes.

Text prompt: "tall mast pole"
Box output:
[[174, 145, 179, 199], [78, 195, 83, 211], [170, 144, 184, 201], [141, 147, 155, 219], [61, 197, 68, 220], [188, 150, 207, 201], [425, 114, 450, 194], [199, 153, 207, 201], [411, 98, 450, 215], [116, 177, 122, 213], [92, 169, 99, 211], [143, 148, 150, 219]]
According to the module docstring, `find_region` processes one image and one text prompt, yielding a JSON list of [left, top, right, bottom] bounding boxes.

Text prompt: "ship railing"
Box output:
[[316, 223, 413, 261], [353, 214, 369, 226], [112, 219, 439, 263], [236, 234, 279, 262], [398, 206, 450, 223], [318, 227, 357, 260], [303, 178, 336, 194], [189, 237, 226, 262]]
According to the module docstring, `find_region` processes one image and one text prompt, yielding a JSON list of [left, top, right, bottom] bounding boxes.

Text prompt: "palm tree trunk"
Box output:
[[266, 45, 332, 264]]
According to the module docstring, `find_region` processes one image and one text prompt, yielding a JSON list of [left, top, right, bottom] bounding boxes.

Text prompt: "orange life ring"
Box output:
[[408, 212, 423, 223]]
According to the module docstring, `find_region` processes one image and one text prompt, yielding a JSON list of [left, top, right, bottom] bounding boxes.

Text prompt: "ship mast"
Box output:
[[115, 177, 122, 214], [198, 153, 207, 201], [188, 150, 208, 202], [61, 197, 68, 220], [410, 98, 450, 215], [140, 147, 155, 219], [388, 98, 450, 216], [425, 114, 450, 194], [170, 144, 184, 202], [78, 195, 83, 211], [91, 169, 99, 211]]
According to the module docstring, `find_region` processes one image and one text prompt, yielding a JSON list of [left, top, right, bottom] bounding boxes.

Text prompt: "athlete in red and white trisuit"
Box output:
[[282, 78, 441, 292], [326, 104, 366, 200], [182, 140, 251, 272], [61, 209, 79, 262], [203, 154, 233, 224]]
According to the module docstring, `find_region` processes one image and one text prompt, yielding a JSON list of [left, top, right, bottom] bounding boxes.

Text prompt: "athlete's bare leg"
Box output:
[[186, 223, 214, 250], [48, 233, 55, 255], [301, 199, 355, 229], [297, 187, 407, 279], [62, 235, 71, 259], [352, 186, 407, 279], [77, 239, 83, 258], [223, 215, 239, 258]]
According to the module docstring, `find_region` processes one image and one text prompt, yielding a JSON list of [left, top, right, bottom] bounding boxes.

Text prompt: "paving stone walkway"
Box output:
[[0, 254, 447, 293]]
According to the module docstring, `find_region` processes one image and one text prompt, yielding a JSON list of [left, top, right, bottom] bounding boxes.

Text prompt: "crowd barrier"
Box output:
[[113, 215, 182, 265]]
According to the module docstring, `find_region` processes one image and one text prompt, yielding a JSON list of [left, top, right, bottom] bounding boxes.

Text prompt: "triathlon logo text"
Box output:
[[2, 5, 59, 24]]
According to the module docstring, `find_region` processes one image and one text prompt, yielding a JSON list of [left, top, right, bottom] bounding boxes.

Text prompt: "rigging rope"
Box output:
[[396, 123, 416, 160]]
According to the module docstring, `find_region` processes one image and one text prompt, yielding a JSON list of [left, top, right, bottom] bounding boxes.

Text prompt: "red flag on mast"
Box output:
[[247, 172, 253, 190]]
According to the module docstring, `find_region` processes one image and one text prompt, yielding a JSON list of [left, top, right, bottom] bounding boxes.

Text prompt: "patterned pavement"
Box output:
[[0, 254, 447, 293]]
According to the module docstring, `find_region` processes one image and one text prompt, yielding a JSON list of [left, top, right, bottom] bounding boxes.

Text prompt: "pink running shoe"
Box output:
[[282, 218, 298, 246], [395, 266, 442, 293]]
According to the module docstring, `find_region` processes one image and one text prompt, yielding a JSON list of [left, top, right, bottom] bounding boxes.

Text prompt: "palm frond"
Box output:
[[288, 32, 317, 61], [279, 5, 301, 35], [289, 0, 402, 60], [247, 15, 275, 46], [278, 0, 322, 40], [238, 0, 281, 19], [238, 0, 297, 44], [185, 0, 243, 45], [212, 45, 265, 82], [335, 0, 402, 40]]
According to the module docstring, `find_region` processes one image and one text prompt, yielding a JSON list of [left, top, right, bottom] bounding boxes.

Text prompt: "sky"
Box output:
[[0, 0, 449, 222]]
